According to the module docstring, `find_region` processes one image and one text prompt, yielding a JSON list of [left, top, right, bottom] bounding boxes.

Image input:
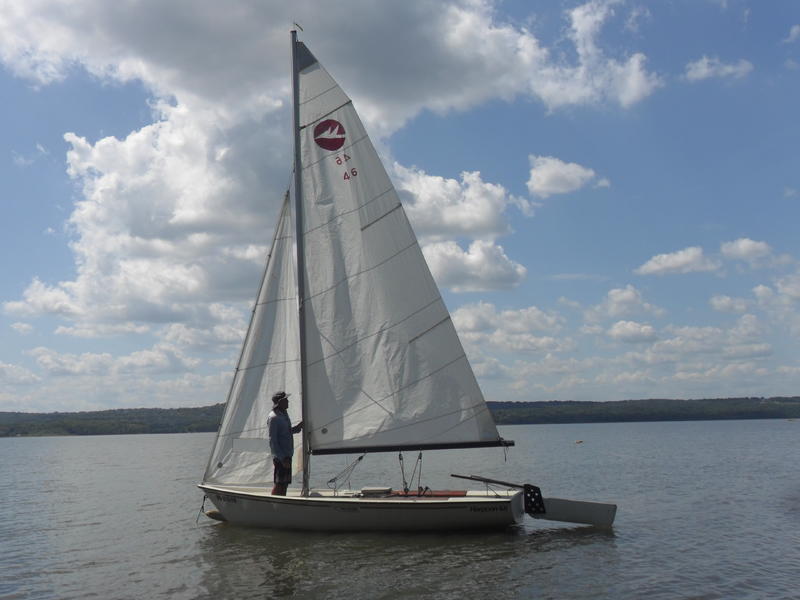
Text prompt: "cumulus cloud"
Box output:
[[394, 165, 529, 241], [422, 240, 526, 292], [585, 284, 665, 321], [0, 361, 40, 384], [453, 301, 569, 354], [11, 322, 33, 335], [28, 344, 198, 376], [607, 320, 657, 343], [1, 0, 657, 331], [685, 56, 753, 81], [720, 238, 771, 265], [709, 295, 750, 314], [526, 155, 601, 198], [634, 246, 721, 276], [784, 25, 800, 43]]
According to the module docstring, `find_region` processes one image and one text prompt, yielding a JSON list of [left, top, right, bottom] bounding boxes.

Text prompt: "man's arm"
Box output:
[[291, 421, 303, 434]]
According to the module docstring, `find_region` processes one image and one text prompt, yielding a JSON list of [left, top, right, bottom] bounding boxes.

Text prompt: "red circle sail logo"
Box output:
[[313, 119, 346, 151]]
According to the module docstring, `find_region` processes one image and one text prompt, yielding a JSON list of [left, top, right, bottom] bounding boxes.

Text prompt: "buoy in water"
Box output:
[[575, 440, 583, 444], [205, 510, 227, 522]]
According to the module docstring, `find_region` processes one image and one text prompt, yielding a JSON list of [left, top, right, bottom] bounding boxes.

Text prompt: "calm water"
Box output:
[[1, 420, 798, 599]]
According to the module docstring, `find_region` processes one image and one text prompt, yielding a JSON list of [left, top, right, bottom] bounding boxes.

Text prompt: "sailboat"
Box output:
[[198, 31, 616, 531]]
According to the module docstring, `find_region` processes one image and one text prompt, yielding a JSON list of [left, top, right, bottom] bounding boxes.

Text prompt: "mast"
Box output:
[[291, 29, 311, 496]]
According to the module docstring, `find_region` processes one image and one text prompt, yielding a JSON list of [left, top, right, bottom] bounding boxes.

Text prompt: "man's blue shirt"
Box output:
[[267, 409, 294, 460]]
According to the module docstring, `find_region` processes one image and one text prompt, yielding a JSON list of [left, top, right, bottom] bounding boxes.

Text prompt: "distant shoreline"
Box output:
[[1, 396, 798, 437]]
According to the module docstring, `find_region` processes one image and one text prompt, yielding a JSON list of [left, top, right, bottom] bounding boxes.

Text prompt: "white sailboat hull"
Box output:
[[199, 484, 525, 531]]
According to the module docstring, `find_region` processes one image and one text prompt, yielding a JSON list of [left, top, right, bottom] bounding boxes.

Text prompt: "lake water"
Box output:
[[1, 420, 798, 599]]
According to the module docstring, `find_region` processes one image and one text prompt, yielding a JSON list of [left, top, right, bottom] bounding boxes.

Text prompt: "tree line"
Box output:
[[1, 397, 798, 437]]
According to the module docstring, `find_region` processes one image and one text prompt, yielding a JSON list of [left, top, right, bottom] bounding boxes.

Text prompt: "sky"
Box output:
[[1, 0, 800, 413]]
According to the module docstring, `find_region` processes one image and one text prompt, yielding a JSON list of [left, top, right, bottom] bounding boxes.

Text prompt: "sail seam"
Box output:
[[236, 357, 301, 374], [309, 353, 470, 434], [306, 296, 442, 370], [302, 132, 369, 170], [303, 186, 393, 237], [360, 203, 402, 231], [303, 239, 418, 303], [255, 296, 297, 308], [408, 316, 451, 344], [300, 100, 353, 130], [298, 83, 341, 108], [314, 329, 393, 416], [311, 399, 491, 450]]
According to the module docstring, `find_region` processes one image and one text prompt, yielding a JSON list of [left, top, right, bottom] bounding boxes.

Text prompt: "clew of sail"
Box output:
[[295, 42, 509, 455], [202, 197, 303, 485]]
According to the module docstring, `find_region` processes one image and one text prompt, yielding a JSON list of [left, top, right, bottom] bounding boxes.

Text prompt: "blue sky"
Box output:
[[1, 0, 799, 412]]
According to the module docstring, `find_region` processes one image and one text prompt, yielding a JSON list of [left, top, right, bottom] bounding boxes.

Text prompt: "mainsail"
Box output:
[[294, 40, 507, 456], [202, 197, 303, 485]]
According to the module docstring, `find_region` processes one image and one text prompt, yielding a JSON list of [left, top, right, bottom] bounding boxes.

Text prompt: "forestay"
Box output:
[[295, 42, 507, 455], [202, 198, 303, 485]]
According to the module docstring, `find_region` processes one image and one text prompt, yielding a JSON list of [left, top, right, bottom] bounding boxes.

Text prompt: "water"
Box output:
[[1, 420, 798, 599]]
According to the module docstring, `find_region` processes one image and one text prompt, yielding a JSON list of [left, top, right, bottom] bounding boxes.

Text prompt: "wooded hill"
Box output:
[[1, 397, 798, 437]]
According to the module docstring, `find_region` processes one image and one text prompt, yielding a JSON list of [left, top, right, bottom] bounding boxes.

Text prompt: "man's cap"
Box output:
[[272, 391, 290, 403]]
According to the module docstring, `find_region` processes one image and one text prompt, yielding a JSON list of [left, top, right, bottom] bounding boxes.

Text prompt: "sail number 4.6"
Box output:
[[335, 154, 358, 181]]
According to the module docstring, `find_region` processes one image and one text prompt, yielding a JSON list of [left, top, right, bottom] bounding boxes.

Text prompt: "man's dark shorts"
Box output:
[[273, 458, 292, 484]]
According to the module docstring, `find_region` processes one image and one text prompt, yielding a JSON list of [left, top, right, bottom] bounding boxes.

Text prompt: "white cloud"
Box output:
[[28, 344, 198, 376], [709, 295, 750, 314], [526, 155, 598, 198], [784, 25, 800, 43], [720, 238, 771, 266], [11, 322, 33, 334], [635, 246, 721, 276], [394, 165, 525, 241], [422, 240, 526, 292], [585, 284, 665, 321], [0, 361, 40, 384], [453, 301, 569, 354], [685, 56, 753, 81], [607, 320, 657, 343]]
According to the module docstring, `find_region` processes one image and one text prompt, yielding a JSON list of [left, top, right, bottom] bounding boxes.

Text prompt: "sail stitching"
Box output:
[[306, 296, 442, 370], [309, 353, 470, 434], [299, 99, 354, 130], [303, 186, 393, 237]]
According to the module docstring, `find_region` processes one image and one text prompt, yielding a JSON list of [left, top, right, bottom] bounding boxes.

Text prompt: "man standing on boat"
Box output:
[[267, 391, 303, 496]]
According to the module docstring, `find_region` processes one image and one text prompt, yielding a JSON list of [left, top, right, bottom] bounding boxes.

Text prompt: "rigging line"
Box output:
[[314, 329, 393, 416], [308, 353, 472, 434], [299, 99, 353, 131], [306, 296, 442, 370], [298, 82, 341, 108], [302, 238, 418, 304], [301, 131, 368, 170], [303, 186, 394, 237]]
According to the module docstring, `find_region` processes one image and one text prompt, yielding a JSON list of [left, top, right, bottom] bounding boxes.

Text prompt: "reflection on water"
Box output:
[[2, 420, 799, 599], [196, 519, 618, 599]]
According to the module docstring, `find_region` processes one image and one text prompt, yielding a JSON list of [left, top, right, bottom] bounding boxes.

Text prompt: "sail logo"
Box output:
[[313, 119, 346, 151]]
